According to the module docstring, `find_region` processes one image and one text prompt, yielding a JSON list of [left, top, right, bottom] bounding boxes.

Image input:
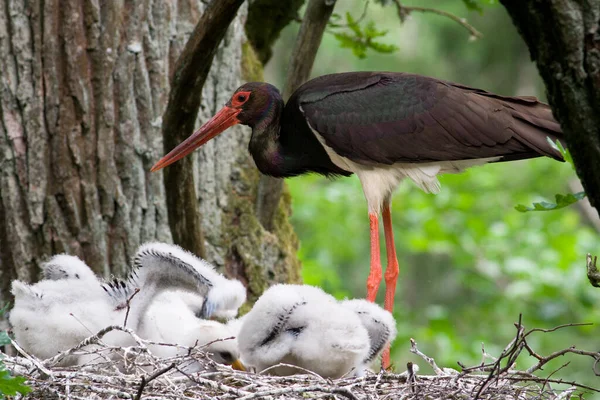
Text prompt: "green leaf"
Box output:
[[345, 12, 362, 37], [0, 370, 31, 397], [333, 32, 367, 59], [462, 0, 497, 12], [0, 332, 9, 347], [515, 191, 586, 212], [462, 0, 483, 13], [547, 137, 574, 170], [331, 16, 398, 59], [368, 41, 398, 54]]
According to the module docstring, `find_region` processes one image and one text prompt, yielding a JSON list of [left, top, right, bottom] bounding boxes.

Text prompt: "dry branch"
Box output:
[[160, 0, 245, 256], [393, 1, 483, 39]]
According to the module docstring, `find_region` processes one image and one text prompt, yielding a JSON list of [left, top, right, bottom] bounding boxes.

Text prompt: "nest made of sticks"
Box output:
[[2, 317, 599, 400]]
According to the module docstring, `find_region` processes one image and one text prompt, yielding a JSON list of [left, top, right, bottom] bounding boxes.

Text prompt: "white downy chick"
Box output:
[[9, 255, 123, 365], [238, 284, 370, 378]]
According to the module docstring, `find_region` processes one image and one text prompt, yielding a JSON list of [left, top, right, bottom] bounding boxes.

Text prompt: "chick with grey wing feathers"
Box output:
[[340, 299, 397, 375], [10, 242, 246, 368], [121, 242, 246, 320], [97, 242, 247, 370], [237, 284, 374, 378]]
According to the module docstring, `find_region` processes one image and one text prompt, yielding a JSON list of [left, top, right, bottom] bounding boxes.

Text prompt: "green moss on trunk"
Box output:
[[221, 41, 302, 308]]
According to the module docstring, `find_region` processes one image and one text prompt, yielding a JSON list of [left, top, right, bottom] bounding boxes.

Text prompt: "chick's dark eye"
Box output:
[[237, 94, 246, 102], [219, 351, 233, 362]]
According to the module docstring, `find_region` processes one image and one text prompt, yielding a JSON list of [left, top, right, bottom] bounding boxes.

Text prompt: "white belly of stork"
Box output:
[[311, 129, 500, 214]]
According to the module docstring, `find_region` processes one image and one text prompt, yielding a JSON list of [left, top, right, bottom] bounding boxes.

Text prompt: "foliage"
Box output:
[[516, 140, 586, 212], [462, 0, 498, 12], [515, 192, 586, 212], [0, 370, 30, 399], [330, 12, 398, 59], [0, 302, 30, 398]]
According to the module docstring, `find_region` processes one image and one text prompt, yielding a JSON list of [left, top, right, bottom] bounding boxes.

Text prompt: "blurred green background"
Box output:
[[265, 0, 600, 392]]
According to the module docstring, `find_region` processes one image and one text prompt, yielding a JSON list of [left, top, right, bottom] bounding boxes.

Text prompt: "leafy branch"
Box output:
[[319, 0, 485, 60], [516, 139, 587, 213], [330, 12, 398, 59]]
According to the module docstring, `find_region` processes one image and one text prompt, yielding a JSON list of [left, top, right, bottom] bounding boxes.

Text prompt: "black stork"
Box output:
[[151, 72, 564, 367]]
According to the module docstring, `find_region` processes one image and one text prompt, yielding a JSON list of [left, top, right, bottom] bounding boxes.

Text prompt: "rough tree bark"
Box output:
[[500, 1, 600, 215], [0, 1, 300, 306]]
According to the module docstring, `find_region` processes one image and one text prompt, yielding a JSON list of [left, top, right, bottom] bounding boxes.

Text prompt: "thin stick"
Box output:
[[409, 338, 444, 375], [134, 363, 175, 400], [393, 1, 483, 39], [123, 288, 140, 327]]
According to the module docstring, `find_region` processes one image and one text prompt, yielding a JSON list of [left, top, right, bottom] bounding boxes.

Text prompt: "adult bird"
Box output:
[[151, 72, 564, 365]]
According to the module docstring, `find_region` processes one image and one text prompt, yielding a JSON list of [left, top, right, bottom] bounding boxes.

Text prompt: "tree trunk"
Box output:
[[0, 0, 301, 307], [500, 0, 600, 215]]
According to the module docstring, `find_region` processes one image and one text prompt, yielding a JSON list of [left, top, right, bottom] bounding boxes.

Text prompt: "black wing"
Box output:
[[293, 72, 563, 165]]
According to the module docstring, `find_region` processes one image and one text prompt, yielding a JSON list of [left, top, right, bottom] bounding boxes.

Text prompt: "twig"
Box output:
[[541, 362, 570, 393], [236, 385, 360, 400], [406, 362, 418, 393], [392, 1, 483, 39], [9, 338, 53, 377], [523, 321, 592, 338], [134, 363, 176, 400], [586, 253, 600, 287], [526, 346, 600, 374], [409, 338, 444, 375], [44, 325, 148, 366], [502, 375, 600, 394], [123, 287, 140, 327], [259, 363, 328, 383], [328, 1, 370, 28]]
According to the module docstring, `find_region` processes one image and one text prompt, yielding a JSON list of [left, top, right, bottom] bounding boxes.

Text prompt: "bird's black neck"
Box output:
[[248, 98, 352, 178]]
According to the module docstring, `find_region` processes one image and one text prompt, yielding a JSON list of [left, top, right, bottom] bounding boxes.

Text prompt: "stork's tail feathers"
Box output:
[[479, 91, 565, 162], [506, 99, 564, 161]]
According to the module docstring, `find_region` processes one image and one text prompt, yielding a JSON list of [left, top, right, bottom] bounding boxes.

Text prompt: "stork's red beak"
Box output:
[[150, 106, 241, 172]]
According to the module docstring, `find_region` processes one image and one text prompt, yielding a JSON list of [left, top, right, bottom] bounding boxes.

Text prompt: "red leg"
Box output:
[[381, 203, 399, 370], [382, 204, 399, 312], [366, 213, 382, 302]]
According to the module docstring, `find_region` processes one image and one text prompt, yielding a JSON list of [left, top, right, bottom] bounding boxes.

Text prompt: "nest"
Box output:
[[2, 319, 599, 400]]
